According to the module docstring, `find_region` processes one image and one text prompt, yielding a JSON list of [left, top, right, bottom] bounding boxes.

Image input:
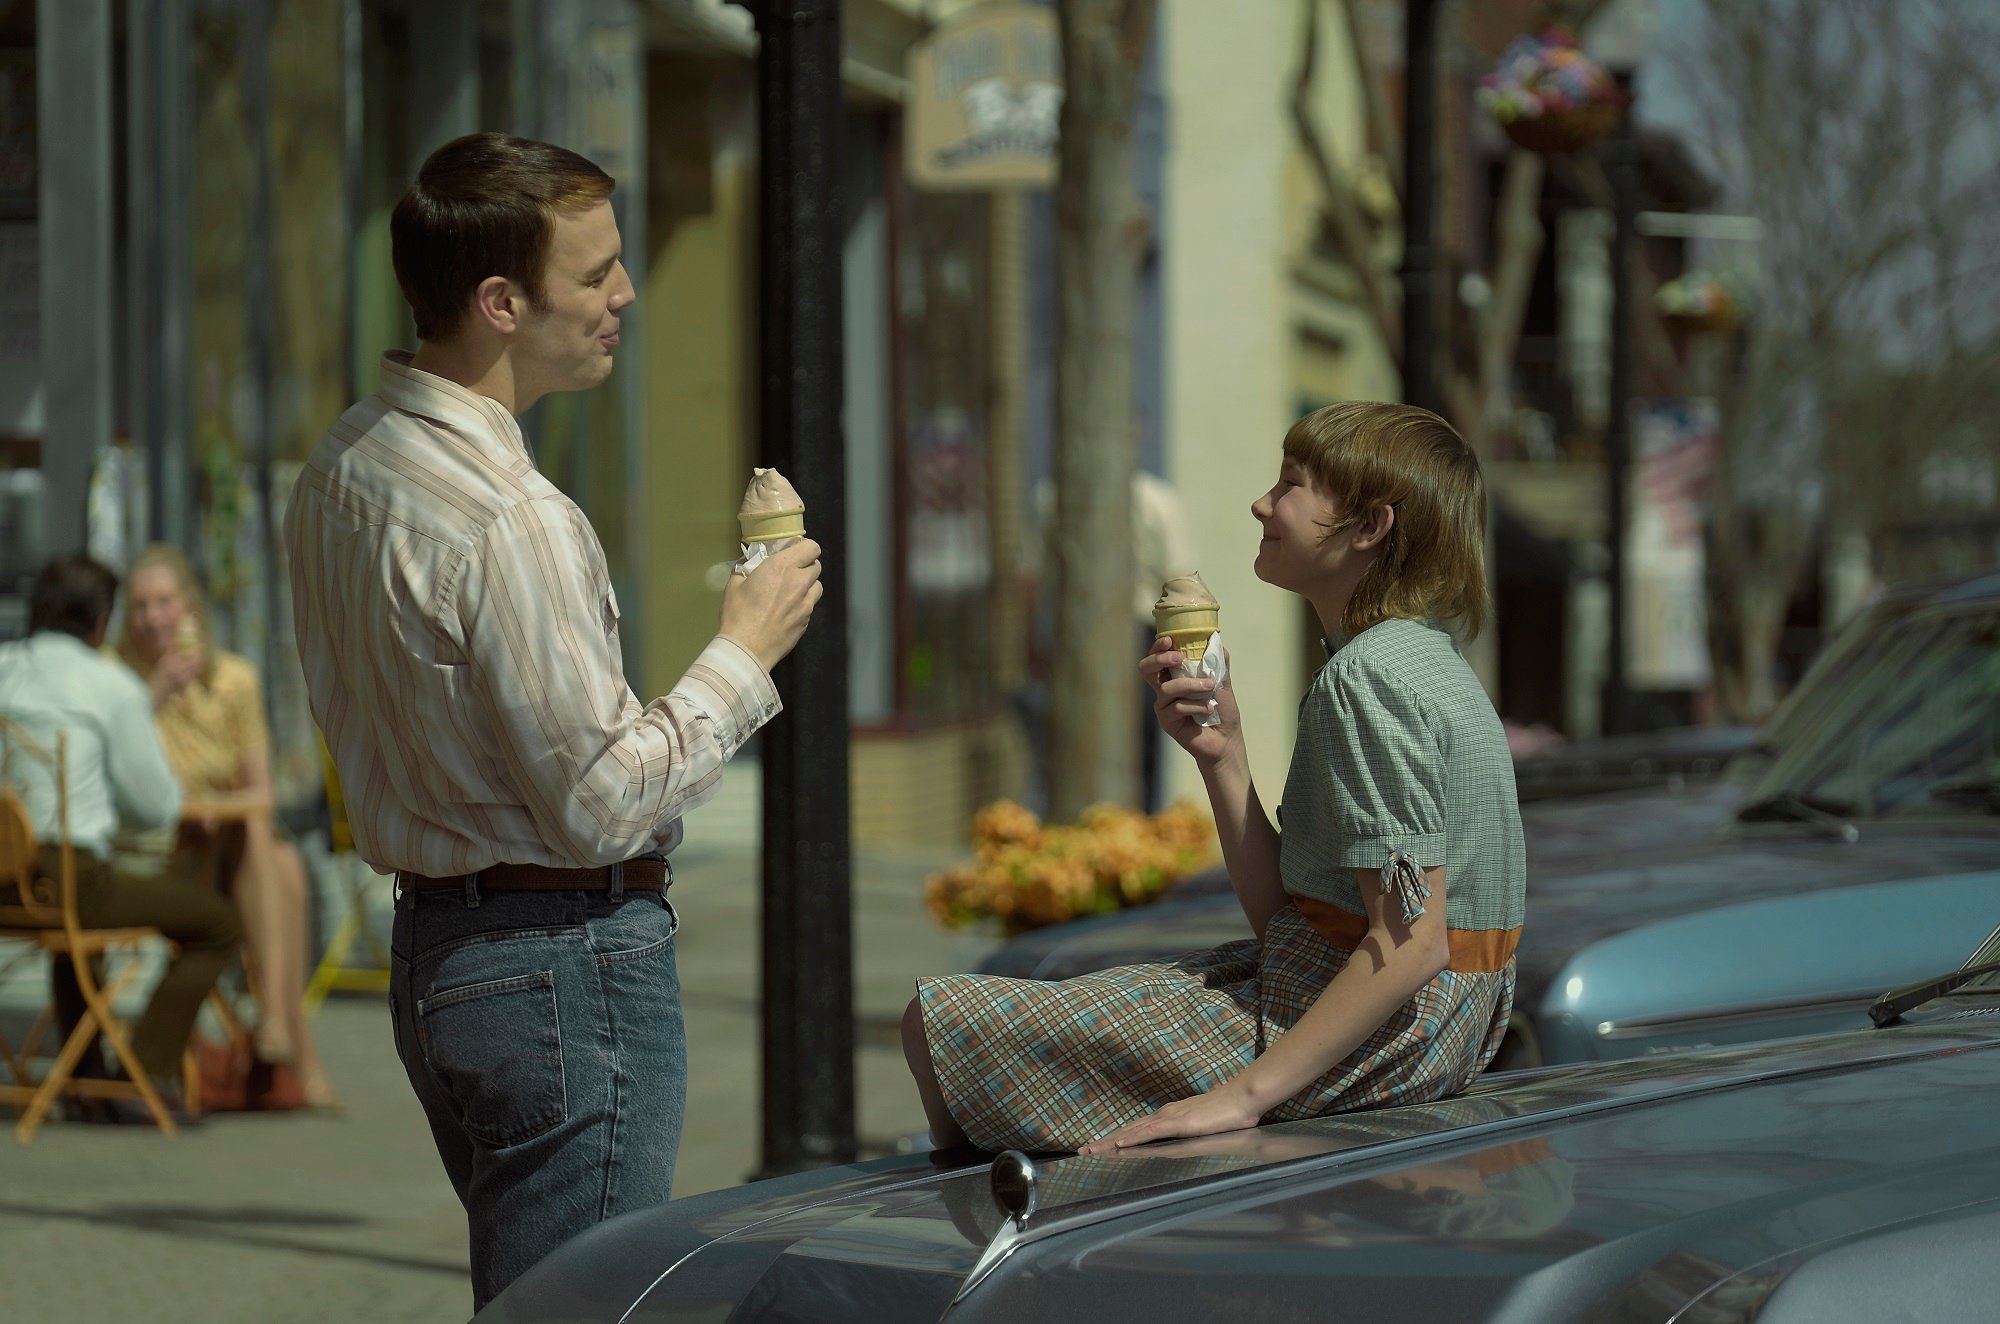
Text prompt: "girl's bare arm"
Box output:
[[1199, 751, 1289, 940], [1146, 638, 1289, 939], [1081, 864, 1449, 1153], [1226, 864, 1449, 1111]]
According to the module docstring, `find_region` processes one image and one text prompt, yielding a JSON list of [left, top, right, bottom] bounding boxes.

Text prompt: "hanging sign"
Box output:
[[905, 3, 1062, 191]]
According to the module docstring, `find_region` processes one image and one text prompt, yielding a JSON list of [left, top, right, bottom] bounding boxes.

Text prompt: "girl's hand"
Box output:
[[1140, 637, 1243, 769], [1078, 1084, 1261, 1156]]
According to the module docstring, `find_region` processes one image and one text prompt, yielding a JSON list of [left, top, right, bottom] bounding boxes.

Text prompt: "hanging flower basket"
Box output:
[[1501, 100, 1624, 155], [1657, 270, 1744, 335], [1478, 27, 1627, 156], [1661, 305, 1741, 335]]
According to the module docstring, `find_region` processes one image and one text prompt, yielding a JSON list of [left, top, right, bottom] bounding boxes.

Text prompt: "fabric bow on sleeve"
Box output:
[[1379, 848, 1432, 926]]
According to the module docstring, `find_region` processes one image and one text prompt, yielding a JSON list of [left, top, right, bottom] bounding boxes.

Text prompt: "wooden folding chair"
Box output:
[[0, 721, 185, 1143]]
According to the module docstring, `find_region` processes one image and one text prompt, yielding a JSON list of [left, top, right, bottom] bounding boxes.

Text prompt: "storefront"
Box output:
[[1, 0, 1031, 845]]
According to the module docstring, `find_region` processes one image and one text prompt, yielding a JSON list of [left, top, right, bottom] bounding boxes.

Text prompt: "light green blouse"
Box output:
[[1277, 617, 1526, 935]]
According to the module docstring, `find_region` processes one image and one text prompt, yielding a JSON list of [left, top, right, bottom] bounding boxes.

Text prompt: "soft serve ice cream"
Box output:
[[737, 467, 806, 545], [1153, 572, 1221, 663]]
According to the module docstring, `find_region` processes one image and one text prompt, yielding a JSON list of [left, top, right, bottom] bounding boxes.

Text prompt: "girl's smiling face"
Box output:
[[1250, 456, 1342, 593]]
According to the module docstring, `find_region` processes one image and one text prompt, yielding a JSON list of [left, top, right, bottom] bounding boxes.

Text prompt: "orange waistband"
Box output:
[[1292, 896, 1520, 974]]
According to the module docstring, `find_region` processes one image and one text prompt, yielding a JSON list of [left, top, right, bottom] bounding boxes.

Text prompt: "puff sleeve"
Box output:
[[1308, 664, 1447, 922]]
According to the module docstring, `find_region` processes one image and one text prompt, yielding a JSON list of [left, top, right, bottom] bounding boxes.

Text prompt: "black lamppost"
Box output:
[[1601, 66, 1639, 735], [733, 0, 857, 1179], [1402, 0, 1441, 414]]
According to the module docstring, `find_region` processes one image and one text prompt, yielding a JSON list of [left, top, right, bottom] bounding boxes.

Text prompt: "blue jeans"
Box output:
[[389, 879, 685, 1311]]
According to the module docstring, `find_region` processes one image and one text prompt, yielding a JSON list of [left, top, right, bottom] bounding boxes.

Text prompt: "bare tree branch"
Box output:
[[1676, 0, 2000, 716], [1293, 0, 1404, 359], [1475, 151, 1547, 432], [1337, 0, 1404, 196]]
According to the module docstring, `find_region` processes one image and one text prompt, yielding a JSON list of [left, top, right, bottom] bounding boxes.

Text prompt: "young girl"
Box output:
[[902, 402, 1525, 1154]]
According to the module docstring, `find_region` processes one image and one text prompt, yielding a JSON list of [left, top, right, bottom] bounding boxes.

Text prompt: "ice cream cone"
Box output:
[[738, 509, 807, 543], [737, 468, 807, 545], [1153, 573, 1221, 663], [1158, 618, 1219, 663]]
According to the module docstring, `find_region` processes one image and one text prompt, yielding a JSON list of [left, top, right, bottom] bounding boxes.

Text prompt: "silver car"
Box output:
[[479, 924, 2000, 1322]]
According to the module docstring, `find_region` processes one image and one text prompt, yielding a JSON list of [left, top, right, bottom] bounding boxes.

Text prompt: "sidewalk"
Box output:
[[0, 771, 995, 1323]]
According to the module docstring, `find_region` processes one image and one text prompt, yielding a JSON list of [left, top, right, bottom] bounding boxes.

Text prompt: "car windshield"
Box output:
[[1741, 604, 2000, 823], [1749, 596, 1924, 767]]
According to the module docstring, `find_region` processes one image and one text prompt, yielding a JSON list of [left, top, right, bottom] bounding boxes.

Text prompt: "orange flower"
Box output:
[[928, 799, 1220, 931], [972, 800, 1043, 855]]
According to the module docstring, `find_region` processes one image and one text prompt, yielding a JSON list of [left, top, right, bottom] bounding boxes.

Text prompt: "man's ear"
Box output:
[[1350, 502, 1396, 552], [86, 614, 110, 651], [471, 275, 520, 335]]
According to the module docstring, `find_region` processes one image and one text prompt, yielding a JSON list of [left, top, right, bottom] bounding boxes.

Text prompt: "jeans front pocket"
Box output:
[[417, 970, 569, 1148]]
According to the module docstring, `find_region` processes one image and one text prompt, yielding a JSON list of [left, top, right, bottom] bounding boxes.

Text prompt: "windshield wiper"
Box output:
[[1929, 775, 2000, 814], [1735, 792, 1861, 842], [1870, 961, 2000, 1027]]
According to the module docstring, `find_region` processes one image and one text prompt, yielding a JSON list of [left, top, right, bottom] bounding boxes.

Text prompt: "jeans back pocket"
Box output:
[[417, 970, 569, 1148]]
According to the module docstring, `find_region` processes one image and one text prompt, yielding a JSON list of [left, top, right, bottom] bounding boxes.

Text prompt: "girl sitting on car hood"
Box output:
[[903, 402, 1527, 1154]]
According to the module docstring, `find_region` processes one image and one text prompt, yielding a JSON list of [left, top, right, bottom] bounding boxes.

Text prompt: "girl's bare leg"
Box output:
[[901, 996, 968, 1150]]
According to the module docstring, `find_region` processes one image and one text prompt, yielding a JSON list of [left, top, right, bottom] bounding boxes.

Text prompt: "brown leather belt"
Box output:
[[401, 857, 669, 894]]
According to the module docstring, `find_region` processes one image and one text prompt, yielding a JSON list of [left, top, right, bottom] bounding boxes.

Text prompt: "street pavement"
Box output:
[[0, 770, 994, 1323]]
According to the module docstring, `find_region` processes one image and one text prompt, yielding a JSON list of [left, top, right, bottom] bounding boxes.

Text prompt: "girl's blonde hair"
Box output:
[[1282, 401, 1490, 640], [115, 543, 218, 684]]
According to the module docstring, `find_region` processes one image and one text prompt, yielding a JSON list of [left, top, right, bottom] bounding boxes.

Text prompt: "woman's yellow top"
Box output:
[[153, 651, 270, 794]]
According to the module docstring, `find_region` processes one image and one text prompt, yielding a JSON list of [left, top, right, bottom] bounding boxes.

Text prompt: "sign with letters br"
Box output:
[[906, 3, 1061, 192]]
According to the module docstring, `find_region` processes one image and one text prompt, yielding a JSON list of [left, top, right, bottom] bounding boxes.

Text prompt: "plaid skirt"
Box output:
[[916, 903, 1514, 1153]]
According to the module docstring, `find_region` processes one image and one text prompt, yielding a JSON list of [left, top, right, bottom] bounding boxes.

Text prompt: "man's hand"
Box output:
[[720, 539, 824, 673], [149, 647, 203, 709]]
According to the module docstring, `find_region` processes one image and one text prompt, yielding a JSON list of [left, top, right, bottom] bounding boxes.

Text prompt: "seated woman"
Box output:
[[115, 544, 337, 1111], [903, 402, 1527, 1154]]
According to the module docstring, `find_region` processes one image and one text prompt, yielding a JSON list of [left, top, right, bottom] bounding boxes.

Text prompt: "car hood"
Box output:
[[979, 818, 2000, 992], [1538, 868, 2000, 1034], [976, 780, 1752, 981], [1511, 821, 2000, 1004], [1512, 725, 1759, 800], [1514, 778, 1744, 863], [480, 1013, 2000, 1323]]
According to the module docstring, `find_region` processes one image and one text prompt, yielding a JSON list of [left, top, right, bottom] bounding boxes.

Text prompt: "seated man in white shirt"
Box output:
[[0, 556, 241, 1114]]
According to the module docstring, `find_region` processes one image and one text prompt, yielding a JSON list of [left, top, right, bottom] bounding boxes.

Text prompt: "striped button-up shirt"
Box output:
[[284, 352, 779, 875]]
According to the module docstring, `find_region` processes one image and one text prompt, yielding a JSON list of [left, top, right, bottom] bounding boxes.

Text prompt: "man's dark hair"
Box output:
[[28, 556, 119, 641], [390, 132, 616, 342]]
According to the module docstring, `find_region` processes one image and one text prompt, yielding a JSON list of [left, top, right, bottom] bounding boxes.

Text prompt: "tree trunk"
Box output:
[[1048, 0, 1157, 818]]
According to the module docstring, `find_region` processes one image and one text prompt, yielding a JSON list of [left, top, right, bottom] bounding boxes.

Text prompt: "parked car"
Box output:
[[980, 569, 2000, 1072], [1510, 721, 1758, 802], [478, 924, 2000, 1323]]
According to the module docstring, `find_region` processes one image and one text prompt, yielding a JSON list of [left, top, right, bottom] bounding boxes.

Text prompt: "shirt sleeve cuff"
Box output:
[[674, 635, 783, 756], [1333, 832, 1447, 871]]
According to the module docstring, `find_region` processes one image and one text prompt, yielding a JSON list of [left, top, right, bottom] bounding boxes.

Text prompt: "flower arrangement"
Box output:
[[1656, 269, 1744, 334], [1476, 27, 1626, 155], [924, 800, 1216, 933]]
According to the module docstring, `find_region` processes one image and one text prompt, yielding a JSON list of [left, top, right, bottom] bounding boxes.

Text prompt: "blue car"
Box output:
[[979, 569, 2000, 1070]]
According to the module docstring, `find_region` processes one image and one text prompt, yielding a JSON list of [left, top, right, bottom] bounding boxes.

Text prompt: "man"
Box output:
[[0, 556, 240, 1118], [285, 133, 822, 1308]]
